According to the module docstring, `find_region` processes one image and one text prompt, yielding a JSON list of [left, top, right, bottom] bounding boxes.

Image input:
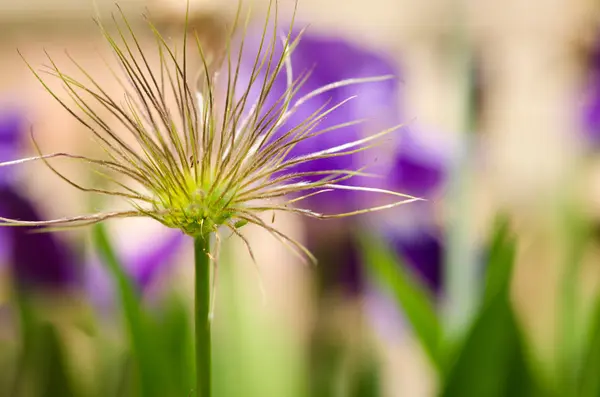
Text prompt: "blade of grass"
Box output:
[[441, 216, 547, 397], [92, 223, 166, 397], [360, 233, 441, 370], [35, 323, 77, 397], [12, 294, 77, 397], [579, 289, 600, 397], [558, 204, 590, 395], [440, 291, 543, 397], [442, 0, 480, 348], [482, 215, 514, 305]]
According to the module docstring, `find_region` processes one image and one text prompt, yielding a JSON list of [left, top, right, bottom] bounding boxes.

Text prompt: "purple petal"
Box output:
[[581, 32, 600, 145], [0, 109, 25, 187], [391, 127, 450, 197], [582, 86, 600, 145], [387, 225, 443, 293], [0, 187, 77, 290], [126, 230, 186, 291], [0, 108, 77, 291], [0, 111, 22, 149], [272, 34, 401, 163]]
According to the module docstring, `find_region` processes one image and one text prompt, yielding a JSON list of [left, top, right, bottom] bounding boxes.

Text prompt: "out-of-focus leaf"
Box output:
[[351, 355, 381, 397], [557, 206, 591, 396], [93, 344, 130, 397], [578, 291, 600, 397], [482, 216, 514, 305], [13, 294, 77, 397], [0, 339, 17, 397], [153, 294, 195, 396], [360, 234, 441, 370], [440, 216, 545, 397], [11, 292, 35, 397], [93, 224, 166, 397], [35, 323, 77, 397], [309, 332, 345, 397], [440, 293, 543, 397]]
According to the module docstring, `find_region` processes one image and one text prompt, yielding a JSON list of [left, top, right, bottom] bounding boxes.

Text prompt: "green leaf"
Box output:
[[12, 295, 77, 397], [92, 223, 166, 397], [558, 205, 591, 395], [360, 234, 441, 370], [440, 215, 546, 397], [483, 216, 515, 305], [35, 323, 77, 397], [440, 296, 543, 397], [578, 292, 600, 397], [351, 355, 381, 397]]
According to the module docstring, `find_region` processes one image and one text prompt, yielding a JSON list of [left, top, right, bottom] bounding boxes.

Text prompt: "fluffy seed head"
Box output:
[[0, 0, 420, 262]]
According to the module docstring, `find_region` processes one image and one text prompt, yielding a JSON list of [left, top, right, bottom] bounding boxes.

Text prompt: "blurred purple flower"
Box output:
[[581, 34, 600, 145], [237, 29, 401, 213], [0, 107, 184, 298], [393, 128, 449, 197], [381, 127, 453, 293], [238, 27, 449, 294], [0, 189, 78, 290], [0, 109, 77, 291], [384, 216, 444, 292]]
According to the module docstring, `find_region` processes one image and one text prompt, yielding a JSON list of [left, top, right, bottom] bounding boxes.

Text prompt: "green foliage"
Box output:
[[5, 194, 600, 397], [93, 223, 169, 397], [10, 294, 78, 397], [579, 294, 600, 397], [361, 234, 442, 370], [361, 217, 555, 396], [441, 217, 544, 397]]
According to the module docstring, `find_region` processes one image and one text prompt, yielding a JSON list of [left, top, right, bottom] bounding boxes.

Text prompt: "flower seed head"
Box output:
[[0, 0, 421, 263]]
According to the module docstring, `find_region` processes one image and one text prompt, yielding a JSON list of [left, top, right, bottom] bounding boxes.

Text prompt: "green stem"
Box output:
[[194, 236, 212, 397]]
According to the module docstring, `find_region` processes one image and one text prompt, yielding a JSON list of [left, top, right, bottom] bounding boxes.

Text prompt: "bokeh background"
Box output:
[[1, 0, 600, 396]]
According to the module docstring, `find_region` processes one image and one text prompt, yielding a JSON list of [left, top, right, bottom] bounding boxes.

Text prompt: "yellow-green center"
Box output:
[[155, 174, 240, 237]]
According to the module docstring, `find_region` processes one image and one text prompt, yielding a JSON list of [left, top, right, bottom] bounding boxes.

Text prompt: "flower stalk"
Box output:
[[194, 236, 212, 397]]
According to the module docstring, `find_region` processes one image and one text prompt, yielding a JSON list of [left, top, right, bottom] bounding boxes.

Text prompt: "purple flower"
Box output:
[[0, 111, 24, 186], [383, 212, 444, 292], [1, 188, 78, 290], [392, 127, 449, 197], [381, 127, 454, 293], [238, 26, 450, 294], [581, 33, 600, 145], [0, 109, 77, 291]]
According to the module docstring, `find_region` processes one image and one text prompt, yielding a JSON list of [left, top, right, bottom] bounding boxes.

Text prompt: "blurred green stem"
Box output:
[[558, 204, 587, 394], [194, 236, 212, 397], [443, 0, 479, 351]]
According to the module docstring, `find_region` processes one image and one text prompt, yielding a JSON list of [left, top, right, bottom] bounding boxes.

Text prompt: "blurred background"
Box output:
[[1, 0, 600, 396]]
